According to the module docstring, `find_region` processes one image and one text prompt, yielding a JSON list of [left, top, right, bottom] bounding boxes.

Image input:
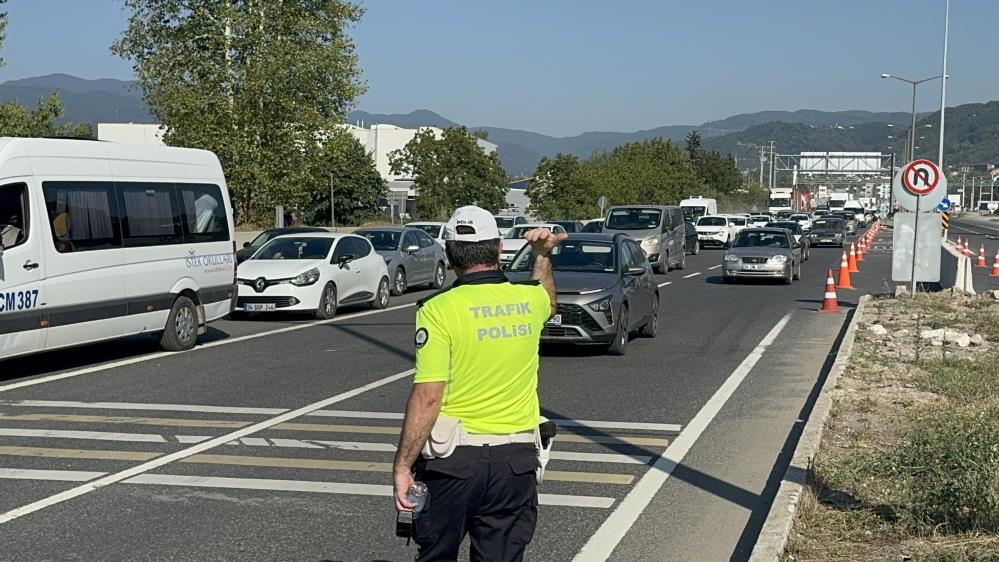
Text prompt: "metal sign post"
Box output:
[[598, 195, 608, 217], [892, 159, 946, 296]]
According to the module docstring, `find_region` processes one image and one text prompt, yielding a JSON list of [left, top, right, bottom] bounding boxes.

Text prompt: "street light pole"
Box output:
[[938, 0, 950, 167], [881, 73, 944, 163]]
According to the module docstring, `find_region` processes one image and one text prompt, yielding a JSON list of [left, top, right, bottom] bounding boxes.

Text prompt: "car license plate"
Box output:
[[821, 239, 833, 243], [244, 303, 276, 312], [745, 264, 765, 271], [547, 314, 562, 326]]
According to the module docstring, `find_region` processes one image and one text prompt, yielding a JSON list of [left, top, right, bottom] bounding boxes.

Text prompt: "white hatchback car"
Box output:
[[236, 233, 390, 319], [695, 215, 735, 248]]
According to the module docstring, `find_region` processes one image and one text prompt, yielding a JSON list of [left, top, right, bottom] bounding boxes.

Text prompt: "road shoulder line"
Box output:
[[748, 296, 868, 561]]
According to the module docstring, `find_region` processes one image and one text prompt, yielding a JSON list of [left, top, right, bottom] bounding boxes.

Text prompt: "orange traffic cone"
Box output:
[[819, 269, 840, 313], [857, 239, 866, 262], [836, 251, 854, 290], [991, 249, 999, 277], [956, 236, 963, 254], [848, 243, 860, 273], [964, 242, 973, 258], [977, 244, 988, 268]]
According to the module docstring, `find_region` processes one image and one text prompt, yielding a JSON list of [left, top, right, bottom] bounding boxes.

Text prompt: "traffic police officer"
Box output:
[[393, 205, 565, 561]]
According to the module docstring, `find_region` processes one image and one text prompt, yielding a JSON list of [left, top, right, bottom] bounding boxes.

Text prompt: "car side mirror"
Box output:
[[338, 254, 356, 267], [793, 242, 802, 249], [0, 241, 4, 257], [501, 263, 510, 271], [404, 244, 420, 253], [242, 241, 250, 248], [626, 265, 646, 276]]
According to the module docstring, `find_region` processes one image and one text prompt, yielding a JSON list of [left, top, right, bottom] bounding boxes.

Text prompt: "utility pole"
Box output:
[[758, 146, 766, 187], [330, 173, 336, 230], [768, 141, 776, 190]]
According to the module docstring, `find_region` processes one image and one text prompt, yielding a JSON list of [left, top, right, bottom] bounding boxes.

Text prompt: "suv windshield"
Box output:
[[359, 231, 401, 251], [812, 219, 843, 229], [734, 231, 790, 248], [697, 216, 727, 227], [255, 237, 334, 260], [606, 208, 662, 230], [495, 217, 516, 229], [407, 224, 441, 238], [510, 241, 616, 273]]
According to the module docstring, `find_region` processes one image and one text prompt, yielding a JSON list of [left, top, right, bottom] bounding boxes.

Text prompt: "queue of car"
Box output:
[[229, 205, 862, 357]]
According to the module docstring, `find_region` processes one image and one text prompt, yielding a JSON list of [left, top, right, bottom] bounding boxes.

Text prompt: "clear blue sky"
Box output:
[[3, 0, 997, 137]]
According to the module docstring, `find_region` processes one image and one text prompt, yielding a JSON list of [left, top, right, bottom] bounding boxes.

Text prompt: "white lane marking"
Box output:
[[123, 475, 615, 509], [0, 469, 615, 509], [0, 401, 681, 432], [0, 303, 417, 394], [0, 468, 104, 482], [0, 428, 167, 443], [952, 220, 999, 234], [708, 265, 722, 270], [657, 281, 672, 287], [553, 419, 681, 432], [0, 368, 415, 524], [682, 272, 702, 279], [574, 311, 794, 561], [0, 400, 287, 415], [0, 428, 654, 465]]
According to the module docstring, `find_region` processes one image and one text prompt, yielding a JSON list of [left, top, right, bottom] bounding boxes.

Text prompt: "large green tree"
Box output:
[[300, 129, 386, 226], [0, 0, 92, 139], [527, 154, 600, 219], [389, 126, 508, 220], [113, 0, 368, 224]]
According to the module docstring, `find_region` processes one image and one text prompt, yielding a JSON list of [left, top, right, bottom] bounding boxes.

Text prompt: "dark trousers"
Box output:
[[413, 443, 539, 562]]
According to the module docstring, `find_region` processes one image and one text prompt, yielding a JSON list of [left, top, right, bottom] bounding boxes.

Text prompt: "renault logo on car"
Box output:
[[254, 277, 267, 293]]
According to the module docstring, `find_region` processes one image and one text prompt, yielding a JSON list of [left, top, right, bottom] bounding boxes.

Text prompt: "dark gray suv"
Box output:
[[506, 233, 659, 355]]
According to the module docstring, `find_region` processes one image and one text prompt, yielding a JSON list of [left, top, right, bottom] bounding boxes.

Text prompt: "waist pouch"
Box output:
[[420, 414, 463, 460]]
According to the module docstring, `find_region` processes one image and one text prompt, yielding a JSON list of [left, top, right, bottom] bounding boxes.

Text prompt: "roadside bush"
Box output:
[[882, 404, 999, 533]]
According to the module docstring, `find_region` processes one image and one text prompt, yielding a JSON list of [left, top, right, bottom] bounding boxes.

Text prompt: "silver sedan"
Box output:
[[722, 228, 802, 285]]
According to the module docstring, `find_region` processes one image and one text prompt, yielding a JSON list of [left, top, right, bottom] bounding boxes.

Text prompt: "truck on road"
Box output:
[[768, 188, 793, 215]]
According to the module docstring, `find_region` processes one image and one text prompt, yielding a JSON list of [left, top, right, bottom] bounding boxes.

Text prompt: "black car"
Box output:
[[684, 220, 700, 255], [506, 232, 659, 355], [807, 218, 847, 247], [236, 227, 328, 263], [580, 219, 604, 233], [548, 220, 585, 233], [766, 221, 809, 261]]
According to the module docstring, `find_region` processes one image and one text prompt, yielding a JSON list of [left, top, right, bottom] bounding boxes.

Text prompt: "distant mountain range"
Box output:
[[2, 74, 993, 175]]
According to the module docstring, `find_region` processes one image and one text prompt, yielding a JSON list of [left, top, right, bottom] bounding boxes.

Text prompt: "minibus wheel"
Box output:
[[160, 296, 198, 351]]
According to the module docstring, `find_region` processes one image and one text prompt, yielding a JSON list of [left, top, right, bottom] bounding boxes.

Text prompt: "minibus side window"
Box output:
[[0, 182, 29, 250], [179, 184, 229, 243], [42, 181, 122, 253], [118, 182, 184, 247]]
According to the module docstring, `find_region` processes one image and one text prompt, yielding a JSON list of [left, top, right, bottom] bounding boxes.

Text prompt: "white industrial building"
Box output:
[[97, 122, 498, 220]]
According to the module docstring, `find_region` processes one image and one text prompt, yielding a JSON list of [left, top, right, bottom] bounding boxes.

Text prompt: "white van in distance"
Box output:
[[0, 138, 236, 361]]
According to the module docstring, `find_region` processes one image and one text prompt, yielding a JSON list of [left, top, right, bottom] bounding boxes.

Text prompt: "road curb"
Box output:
[[748, 294, 870, 561]]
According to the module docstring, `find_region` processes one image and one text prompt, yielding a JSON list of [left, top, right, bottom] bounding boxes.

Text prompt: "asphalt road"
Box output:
[[0, 226, 894, 562], [948, 214, 999, 292]]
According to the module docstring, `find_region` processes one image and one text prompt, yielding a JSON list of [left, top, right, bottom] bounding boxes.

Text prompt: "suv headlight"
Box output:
[[587, 296, 612, 312], [770, 255, 788, 263], [290, 268, 321, 286], [724, 254, 741, 262], [642, 238, 659, 247]]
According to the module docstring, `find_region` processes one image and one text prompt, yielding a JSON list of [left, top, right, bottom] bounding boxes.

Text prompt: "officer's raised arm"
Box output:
[[525, 228, 567, 315]]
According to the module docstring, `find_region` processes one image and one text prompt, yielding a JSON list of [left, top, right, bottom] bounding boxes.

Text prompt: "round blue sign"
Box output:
[[937, 198, 952, 212]]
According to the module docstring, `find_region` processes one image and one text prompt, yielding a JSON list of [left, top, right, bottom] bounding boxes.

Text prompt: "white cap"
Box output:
[[444, 206, 501, 242]]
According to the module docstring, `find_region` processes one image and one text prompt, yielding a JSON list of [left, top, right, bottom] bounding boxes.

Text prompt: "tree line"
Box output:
[[526, 131, 753, 220]]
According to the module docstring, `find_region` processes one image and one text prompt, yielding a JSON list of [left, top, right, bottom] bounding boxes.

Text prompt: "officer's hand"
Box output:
[[524, 228, 568, 256], [394, 470, 417, 511]]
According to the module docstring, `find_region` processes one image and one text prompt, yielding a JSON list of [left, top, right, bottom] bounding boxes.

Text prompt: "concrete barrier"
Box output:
[[939, 239, 975, 294]]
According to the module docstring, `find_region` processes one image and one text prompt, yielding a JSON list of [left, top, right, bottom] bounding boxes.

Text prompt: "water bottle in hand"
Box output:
[[406, 481, 429, 512]]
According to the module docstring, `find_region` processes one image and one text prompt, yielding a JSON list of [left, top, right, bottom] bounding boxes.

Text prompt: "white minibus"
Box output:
[[0, 138, 236, 361]]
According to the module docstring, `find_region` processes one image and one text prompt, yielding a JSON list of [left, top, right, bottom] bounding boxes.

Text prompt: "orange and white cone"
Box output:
[[857, 238, 866, 261], [836, 251, 854, 290], [964, 241, 973, 258], [819, 269, 840, 313], [991, 250, 999, 277], [956, 236, 964, 254], [848, 243, 860, 273], [977, 244, 988, 267]]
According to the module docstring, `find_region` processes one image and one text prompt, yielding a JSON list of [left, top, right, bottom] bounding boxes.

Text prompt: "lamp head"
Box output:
[[880, 73, 891, 79]]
